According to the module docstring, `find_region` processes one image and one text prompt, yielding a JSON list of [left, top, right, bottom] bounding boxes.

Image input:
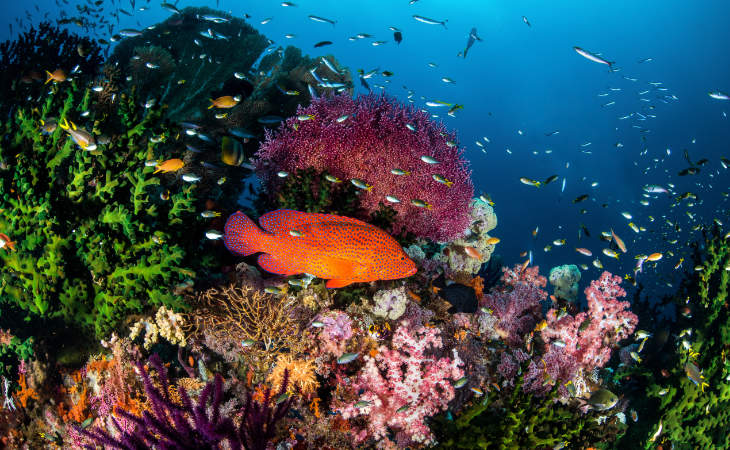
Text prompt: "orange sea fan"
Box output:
[[267, 354, 319, 395]]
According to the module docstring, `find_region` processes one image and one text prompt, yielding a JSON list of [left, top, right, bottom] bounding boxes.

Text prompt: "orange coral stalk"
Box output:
[[65, 386, 89, 423], [13, 373, 39, 408], [309, 397, 321, 418], [470, 275, 485, 298]]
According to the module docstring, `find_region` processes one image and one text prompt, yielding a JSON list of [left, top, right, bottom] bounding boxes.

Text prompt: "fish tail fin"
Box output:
[[208, 101, 215, 109], [45, 71, 52, 84], [224, 211, 265, 257], [442, 19, 448, 29]]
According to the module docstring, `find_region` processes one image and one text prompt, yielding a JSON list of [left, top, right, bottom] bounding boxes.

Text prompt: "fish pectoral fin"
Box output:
[[258, 254, 299, 276], [325, 278, 355, 289]]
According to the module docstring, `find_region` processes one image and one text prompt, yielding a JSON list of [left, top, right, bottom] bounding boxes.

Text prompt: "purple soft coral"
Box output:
[[255, 93, 474, 241], [79, 354, 293, 450]]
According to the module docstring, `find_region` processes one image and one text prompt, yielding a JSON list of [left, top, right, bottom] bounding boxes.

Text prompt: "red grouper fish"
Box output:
[[223, 209, 418, 288]]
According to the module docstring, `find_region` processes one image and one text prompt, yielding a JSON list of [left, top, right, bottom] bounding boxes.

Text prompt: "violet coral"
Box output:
[[315, 310, 353, 357], [482, 265, 547, 347], [337, 320, 464, 445], [371, 286, 409, 320], [541, 271, 638, 372], [255, 93, 474, 242]]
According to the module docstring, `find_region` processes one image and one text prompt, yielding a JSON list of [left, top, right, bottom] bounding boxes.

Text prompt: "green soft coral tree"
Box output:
[[634, 231, 730, 449], [0, 80, 215, 339], [432, 375, 624, 449]]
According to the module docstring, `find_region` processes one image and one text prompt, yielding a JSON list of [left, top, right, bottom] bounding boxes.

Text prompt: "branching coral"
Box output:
[[337, 320, 464, 445], [129, 306, 187, 349], [255, 93, 474, 242], [185, 282, 304, 375], [267, 354, 318, 396]]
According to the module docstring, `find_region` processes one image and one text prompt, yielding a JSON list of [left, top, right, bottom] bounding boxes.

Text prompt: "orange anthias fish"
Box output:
[[208, 95, 240, 109], [0, 232, 16, 251], [153, 158, 185, 174], [223, 209, 418, 288], [45, 69, 67, 84]]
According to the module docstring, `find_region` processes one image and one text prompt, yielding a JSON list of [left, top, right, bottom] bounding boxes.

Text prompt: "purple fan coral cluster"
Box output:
[[255, 93, 474, 241], [79, 354, 293, 450], [541, 271, 638, 372], [482, 265, 548, 347], [336, 320, 464, 445]]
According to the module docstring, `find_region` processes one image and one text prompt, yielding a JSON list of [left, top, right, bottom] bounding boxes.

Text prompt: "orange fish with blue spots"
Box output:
[[224, 209, 417, 288]]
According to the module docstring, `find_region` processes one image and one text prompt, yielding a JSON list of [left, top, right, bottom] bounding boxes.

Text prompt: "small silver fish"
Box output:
[[337, 352, 359, 364], [205, 230, 223, 240]]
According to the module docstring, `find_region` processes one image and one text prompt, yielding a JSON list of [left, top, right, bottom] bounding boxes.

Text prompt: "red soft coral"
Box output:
[[255, 93, 473, 242]]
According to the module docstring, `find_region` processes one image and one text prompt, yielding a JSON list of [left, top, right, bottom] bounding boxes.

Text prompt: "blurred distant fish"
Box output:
[[462, 27, 481, 58], [413, 15, 448, 28], [709, 91, 730, 100], [573, 46, 615, 69], [394, 30, 402, 44], [314, 41, 332, 48], [522, 16, 531, 27], [119, 28, 143, 37], [309, 15, 336, 26], [161, 2, 180, 14]]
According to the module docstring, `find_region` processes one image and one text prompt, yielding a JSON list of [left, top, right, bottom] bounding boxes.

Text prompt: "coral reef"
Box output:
[[255, 93, 474, 241], [549, 264, 581, 302], [616, 230, 730, 449], [129, 306, 187, 349], [541, 271, 638, 372]]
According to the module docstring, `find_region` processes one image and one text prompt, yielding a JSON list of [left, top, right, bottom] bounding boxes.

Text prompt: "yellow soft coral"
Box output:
[[267, 354, 319, 395], [129, 306, 187, 349]]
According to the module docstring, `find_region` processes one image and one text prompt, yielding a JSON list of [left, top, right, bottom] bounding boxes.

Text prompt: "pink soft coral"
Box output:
[[315, 310, 353, 357], [482, 265, 547, 347], [337, 320, 463, 445], [541, 271, 638, 372], [255, 93, 474, 241]]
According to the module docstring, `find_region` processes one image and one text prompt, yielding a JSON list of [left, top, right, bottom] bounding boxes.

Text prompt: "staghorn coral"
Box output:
[[185, 282, 305, 376], [255, 93, 474, 242], [337, 320, 464, 446]]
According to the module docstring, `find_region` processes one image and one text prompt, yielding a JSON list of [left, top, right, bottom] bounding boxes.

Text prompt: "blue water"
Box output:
[[3, 0, 729, 294]]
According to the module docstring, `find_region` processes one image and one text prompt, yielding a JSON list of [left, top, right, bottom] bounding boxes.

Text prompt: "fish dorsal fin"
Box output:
[[259, 209, 371, 235]]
